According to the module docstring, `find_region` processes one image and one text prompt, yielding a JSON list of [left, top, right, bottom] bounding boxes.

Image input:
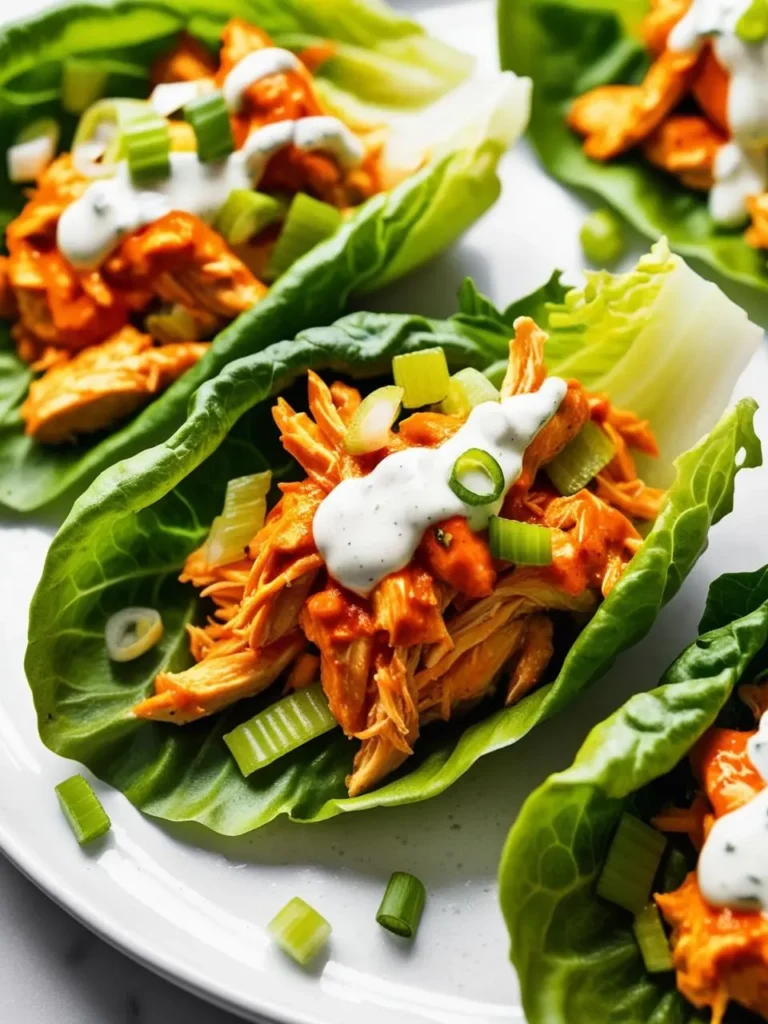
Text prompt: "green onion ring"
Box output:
[[448, 448, 504, 506]]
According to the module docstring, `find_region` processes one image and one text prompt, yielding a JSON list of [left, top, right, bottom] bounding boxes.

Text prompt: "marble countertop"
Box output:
[[0, 854, 245, 1024]]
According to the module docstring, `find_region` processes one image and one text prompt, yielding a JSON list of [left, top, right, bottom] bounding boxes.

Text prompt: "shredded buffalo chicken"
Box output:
[[654, 694, 768, 1023], [4, 19, 386, 444], [134, 317, 664, 796], [568, 0, 768, 243]]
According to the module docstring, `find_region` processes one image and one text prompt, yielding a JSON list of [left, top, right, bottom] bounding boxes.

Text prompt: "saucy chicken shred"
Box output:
[[134, 316, 664, 796]]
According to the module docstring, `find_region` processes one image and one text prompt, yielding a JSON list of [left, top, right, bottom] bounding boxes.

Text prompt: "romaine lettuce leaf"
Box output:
[[25, 260, 761, 835], [497, 0, 768, 297], [499, 568, 768, 1024], [0, 0, 530, 513]]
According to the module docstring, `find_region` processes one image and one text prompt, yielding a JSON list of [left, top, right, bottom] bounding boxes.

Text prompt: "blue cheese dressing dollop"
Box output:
[[668, 0, 768, 225], [698, 711, 768, 909], [312, 378, 567, 598]]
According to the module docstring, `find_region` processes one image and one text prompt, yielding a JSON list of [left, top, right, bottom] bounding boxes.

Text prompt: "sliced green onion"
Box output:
[[488, 517, 553, 565], [9, 118, 60, 182], [440, 367, 500, 417], [146, 305, 202, 343], [483, 359, 509, 390], [448, 447, 504, 506], [62, 59, 107, 115], [633, 904, 673, 973], [105, 607, 163, 662], [580, 208, 626, 267], [343, 385, 403, 455], [392, 348, 450, 409], [124, 115, 170, 184], [376, 872, 426, 939], [55, 775, 111, 845], [546, 421, 615, 496], [215, 189, 285, 246], [184, 91, 234, 163], [205, 471, 272, 567], [269, 193, 343, 279], [72, 98, 150, 177], [597, 813, 667, 915], [224, 683, 336, 777], [737, 0, 768, 41], [268, 897, 331, 965]]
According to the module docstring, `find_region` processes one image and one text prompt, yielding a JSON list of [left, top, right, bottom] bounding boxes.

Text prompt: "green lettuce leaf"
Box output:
[[499, 568, 768, 1024], [25, 265, 761, 834], [0, 0, 530, 513], [460, 239, 763, 478], [497, 0, 768, 296]]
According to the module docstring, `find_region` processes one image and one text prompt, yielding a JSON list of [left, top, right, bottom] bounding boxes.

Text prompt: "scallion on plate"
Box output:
[[55, 775, 111, 845], [633, 904, 673, 973], [343, 385, 403, 455], [268, 897, 331, 965], [123, 115, 170, 184], [184, 92, 234, 163], [376, 872, 426, 939]]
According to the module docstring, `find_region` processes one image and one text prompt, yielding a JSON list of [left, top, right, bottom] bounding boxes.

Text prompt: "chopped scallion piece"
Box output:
[[546, 421, 615, 496], [215, 189, 285, 246], [343, 385, 403, 454], [105, 607, 163, 662], [224, 684, 336, 777], [268, 193, 342, 279], [633, 904, 673, 973], [72, 98, 150, 177], [205, 471, 272, 567], [55, 775, 111, 845], [448, 448, 504, 506], [440, 367, 500, 417], [597, 813, 667, 915], [376, 872, 426, 939], [184, 91, 234, 163], [736, 0, 768, 41], [268, 897, 331, 965], [392, 348, 450, 408], [151, 79, 213, 118], [489, 517, 553, 565], [580, 208, 626, 267], [62, 59, 108, 115], [123, 115, 170, 184]]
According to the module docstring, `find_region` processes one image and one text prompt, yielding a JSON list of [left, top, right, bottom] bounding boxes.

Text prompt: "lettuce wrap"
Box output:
[[497, 0, 768, 295], [0, 0, 530, 513], [500, 566, 768, 1023], [25, 242, 761, 835]]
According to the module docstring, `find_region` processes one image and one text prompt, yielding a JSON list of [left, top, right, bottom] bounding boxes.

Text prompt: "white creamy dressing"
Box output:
[[312, 378, 567, 598], [698, 713, 768, 910], [668, 0, 768, 224], [57, 117, 363, 270], [222, 48, 302, 112]]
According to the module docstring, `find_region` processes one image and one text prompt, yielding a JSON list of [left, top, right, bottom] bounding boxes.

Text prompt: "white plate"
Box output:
[[2, 2, 768, 1023]]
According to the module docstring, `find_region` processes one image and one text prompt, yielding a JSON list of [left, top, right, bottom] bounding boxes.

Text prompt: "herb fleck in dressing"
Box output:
[[312, 378, 567, 597], [669, 0, 768, 225], [698, 713, 768, 909]]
